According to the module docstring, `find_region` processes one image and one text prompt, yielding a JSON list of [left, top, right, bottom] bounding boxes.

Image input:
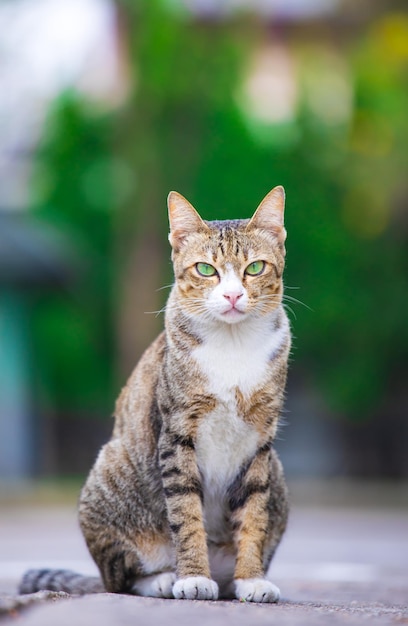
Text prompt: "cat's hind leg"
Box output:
[[80, 490, 176, 598], [79, 441, 176, 598], [131, 572, 176, 598], [83, 530, 176, 598], [128, 536, 176, 598]]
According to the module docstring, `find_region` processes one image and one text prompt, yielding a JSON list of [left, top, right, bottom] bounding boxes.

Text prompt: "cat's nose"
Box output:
[[223, 291, 243, 307]]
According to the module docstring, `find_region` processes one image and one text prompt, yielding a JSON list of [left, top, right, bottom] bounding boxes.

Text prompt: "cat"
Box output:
[[20, 186, 291, 603]]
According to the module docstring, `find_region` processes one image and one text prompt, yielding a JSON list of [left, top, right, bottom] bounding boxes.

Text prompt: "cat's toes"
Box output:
[[154, 572, 177, 598], [131, 572, 176, 598], [235, 578, 280, 603], [173, 576, 219, 600]]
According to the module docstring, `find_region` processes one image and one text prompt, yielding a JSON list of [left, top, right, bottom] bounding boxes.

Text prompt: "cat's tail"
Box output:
[[19, 569, 105, 595]]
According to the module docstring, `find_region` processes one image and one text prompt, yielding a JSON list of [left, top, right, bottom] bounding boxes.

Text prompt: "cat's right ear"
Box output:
[[167, 191, 208, 251]]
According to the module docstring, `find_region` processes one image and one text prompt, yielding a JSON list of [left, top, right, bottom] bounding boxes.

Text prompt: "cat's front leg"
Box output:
[[228, 445, 287, 603], [159, 431, 219, 600]]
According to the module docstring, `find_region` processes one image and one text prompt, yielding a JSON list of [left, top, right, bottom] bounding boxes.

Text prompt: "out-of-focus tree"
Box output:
[[286, 14, 408, 423], [31, 94, 117, 417]]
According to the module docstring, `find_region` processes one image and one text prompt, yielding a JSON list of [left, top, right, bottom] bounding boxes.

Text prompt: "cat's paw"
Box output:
[[235, 578, 280, 603], [173, 576, 219, 600], [131, 572, 176, 598]]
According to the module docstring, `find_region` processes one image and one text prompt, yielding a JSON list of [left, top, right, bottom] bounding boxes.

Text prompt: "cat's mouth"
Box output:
[[221, 306, 246, 321]]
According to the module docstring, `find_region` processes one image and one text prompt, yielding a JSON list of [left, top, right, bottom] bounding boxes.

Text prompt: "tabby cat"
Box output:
[[20, 186, 291, 603]]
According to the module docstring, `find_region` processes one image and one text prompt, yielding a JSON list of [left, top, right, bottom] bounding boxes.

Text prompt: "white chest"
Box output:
[[195, 403, 260, 542], [195, 401, 259, 489], [191, 314, 287, 540], [192, 315, 287, 397]]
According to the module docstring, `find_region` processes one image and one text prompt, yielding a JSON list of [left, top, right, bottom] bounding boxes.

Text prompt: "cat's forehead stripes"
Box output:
[[205, 220, 250, 266]]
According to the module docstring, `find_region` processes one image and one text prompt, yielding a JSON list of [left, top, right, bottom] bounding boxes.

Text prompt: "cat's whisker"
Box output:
[[167, 301, 212, 319], [283, 294, 312, 311], [254, 292, 311, 314], [282, 303, 297, 320], [156, 283, 175, 292], [145, 307, 167, 317]]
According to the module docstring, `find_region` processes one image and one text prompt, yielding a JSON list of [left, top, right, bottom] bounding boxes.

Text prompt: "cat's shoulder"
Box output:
[[131, 331, 167, 380], [115, 331, 166, 424]]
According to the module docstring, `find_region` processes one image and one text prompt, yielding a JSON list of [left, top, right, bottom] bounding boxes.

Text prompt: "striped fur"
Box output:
[[20, 187, 291, 603]]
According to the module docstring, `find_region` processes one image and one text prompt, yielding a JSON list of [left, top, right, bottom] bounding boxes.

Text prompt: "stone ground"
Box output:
[[0, 480, 407, 625]]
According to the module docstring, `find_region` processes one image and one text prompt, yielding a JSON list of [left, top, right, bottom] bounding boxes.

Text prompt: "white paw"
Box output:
[[131, 572, 176, 598], [172, 576, 219, 600], [235, 578, 280, 603]]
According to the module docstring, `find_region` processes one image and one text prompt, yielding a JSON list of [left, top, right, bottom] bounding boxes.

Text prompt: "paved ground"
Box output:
[[0, 481, 407, 625]]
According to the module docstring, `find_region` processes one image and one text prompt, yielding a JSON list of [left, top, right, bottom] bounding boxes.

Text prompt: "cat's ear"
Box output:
[[167, 191, 208, 250], [247, 186, 286, 243]]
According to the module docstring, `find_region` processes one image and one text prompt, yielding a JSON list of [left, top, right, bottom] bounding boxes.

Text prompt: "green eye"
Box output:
[[245, 261, 265, 276], [196, 262, 217, 277]]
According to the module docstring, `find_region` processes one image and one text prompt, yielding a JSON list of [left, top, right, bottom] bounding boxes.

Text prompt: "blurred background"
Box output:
[[1, 0, 407, 488]]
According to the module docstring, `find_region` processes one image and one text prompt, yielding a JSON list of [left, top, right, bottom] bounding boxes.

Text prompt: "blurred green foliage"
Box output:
[[31, 1, 408, 423], [31, 96, 116, 414]]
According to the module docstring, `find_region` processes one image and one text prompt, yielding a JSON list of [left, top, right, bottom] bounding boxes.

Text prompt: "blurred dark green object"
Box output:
[[30, 1, 408, 445], [31, 96, 116, 415]]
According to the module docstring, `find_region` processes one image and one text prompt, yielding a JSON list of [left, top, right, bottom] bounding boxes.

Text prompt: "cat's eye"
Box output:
[[245, 261, 265, 276], [196, 262, 217, 277]]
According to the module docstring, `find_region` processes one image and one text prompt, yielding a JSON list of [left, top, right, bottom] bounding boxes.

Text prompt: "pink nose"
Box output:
[[223, 292, 243, 307]]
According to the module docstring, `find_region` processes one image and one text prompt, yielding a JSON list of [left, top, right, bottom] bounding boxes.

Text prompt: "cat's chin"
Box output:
[[218, 308, 248, 324]]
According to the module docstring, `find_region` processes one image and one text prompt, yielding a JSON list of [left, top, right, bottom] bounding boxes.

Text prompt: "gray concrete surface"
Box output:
[[1, 481, 407, 624]]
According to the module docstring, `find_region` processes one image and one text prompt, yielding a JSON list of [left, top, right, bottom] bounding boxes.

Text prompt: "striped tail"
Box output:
[[19, 569, 105, 595]]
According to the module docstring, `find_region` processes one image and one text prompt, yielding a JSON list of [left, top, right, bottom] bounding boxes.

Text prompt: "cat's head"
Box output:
[[167, 187, 286, 325]]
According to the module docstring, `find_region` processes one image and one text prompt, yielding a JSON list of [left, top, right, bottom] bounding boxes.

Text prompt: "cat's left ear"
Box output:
[[247, 186, 287, 244], [167, 191, 209, 251]]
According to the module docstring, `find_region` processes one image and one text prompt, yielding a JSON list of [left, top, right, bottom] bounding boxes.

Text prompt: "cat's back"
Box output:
[[79, 331, 169, 535], [113, 331, 167, 452]]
